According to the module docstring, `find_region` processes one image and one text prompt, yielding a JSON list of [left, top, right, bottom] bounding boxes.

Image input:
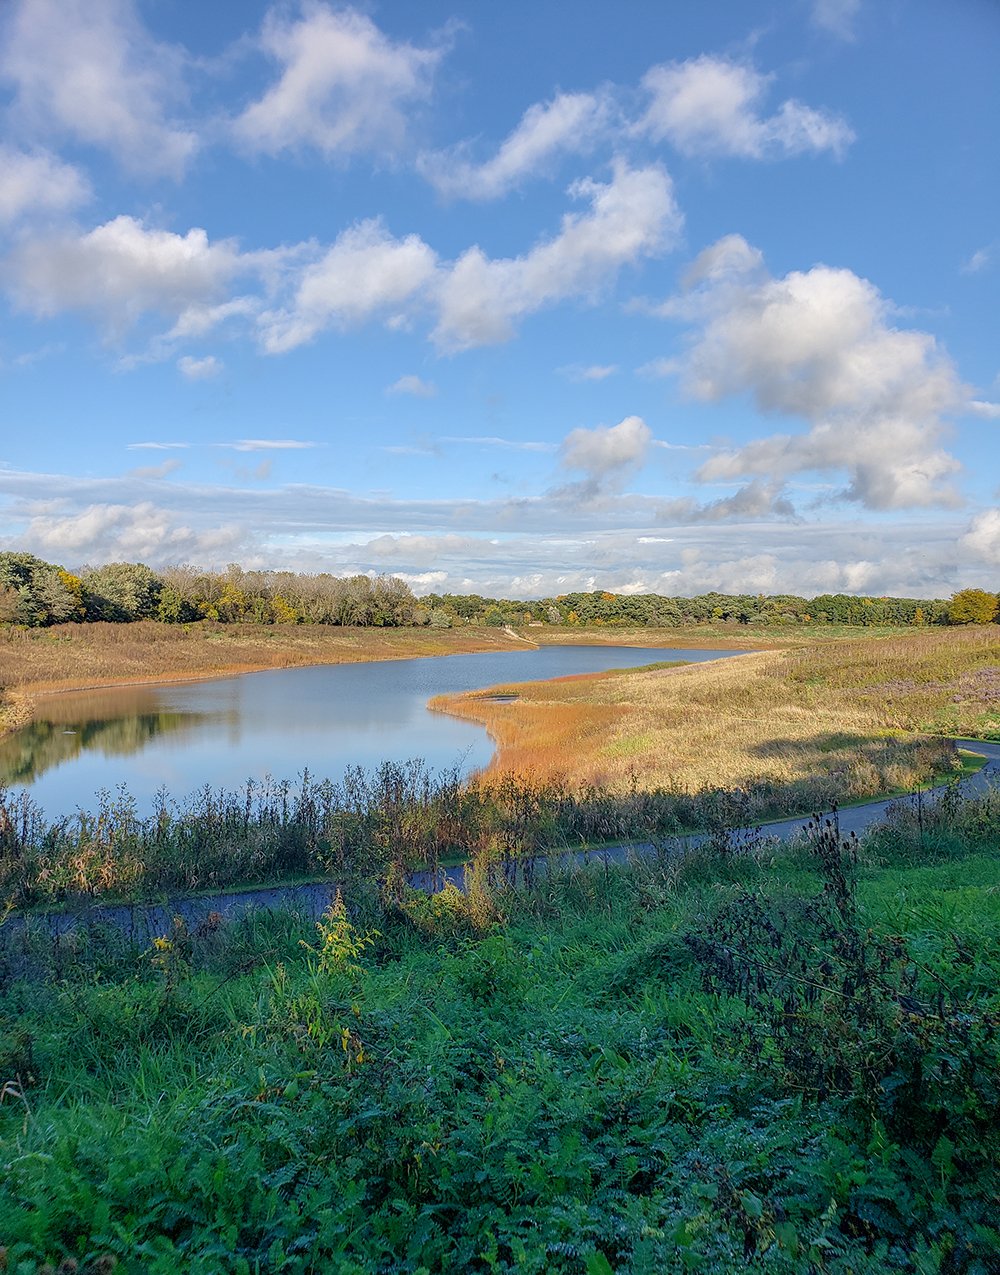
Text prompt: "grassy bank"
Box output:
[[2, 791, 999, 1273], [434, 626, 1000, 798]]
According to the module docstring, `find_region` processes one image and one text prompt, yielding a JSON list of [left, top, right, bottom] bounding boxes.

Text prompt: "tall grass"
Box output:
[[436, 627, 999, 793], [2, 789, 999, 1272]]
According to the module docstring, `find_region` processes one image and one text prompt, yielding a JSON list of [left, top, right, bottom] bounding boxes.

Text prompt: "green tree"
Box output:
[[83, 562, 163, 621], [947, 588, 999, 625]]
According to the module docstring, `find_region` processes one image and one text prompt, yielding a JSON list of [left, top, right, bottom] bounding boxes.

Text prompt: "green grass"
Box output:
[[2, 789, 999, 1274]]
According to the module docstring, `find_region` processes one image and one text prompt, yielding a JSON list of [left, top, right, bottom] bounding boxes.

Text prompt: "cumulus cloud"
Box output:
[[0, 463, 989, 595], [255, 162, 680, 355], [258, 219, 437, 353], [638, 55, 854, 159], [663, 235, 966, 511], [558, 414, 652, 501], [657, 480, 797, 523], [233, 3, 442, 159], [387, 374, 437, 397], [178, 354, 222, 380], [22, 500, 243, 564], [5, 216, 246, 335], [434, 161, 681, 350], [1, 0, 196, 177], [361, 533, 495, 565], [960, 509, 1000, 564], [0, 146, 90, 225], [420, 91, 609, 199]]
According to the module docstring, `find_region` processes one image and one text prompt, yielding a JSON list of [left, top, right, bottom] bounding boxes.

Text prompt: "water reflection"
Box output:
[[0, 687, 219, 785], [4, 647, 742, 816]]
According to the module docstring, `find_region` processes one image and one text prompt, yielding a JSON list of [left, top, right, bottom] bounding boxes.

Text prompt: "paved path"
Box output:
[[6, 739, 998, 943]]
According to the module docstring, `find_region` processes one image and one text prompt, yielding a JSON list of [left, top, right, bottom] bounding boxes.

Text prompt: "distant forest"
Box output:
[[1, 551, 997, 629]]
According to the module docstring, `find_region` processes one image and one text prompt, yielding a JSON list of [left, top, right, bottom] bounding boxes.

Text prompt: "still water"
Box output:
[[1, 646, 739, 815]]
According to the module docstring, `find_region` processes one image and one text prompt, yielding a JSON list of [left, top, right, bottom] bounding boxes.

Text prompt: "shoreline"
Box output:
[[0, 623, 769, 742]]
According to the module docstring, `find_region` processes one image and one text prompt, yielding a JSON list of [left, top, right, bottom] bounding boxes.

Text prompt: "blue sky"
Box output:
[[1, 0, 997, 599]]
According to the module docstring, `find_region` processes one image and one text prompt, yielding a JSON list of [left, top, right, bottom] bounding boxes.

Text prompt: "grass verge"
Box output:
[[2, 787, 999, 1273]]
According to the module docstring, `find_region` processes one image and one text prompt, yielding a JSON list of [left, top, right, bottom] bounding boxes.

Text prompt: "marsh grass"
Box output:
[[435, 627, 1000, 796]]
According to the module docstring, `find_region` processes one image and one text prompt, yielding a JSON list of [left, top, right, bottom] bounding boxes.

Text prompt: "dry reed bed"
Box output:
[[434, 627, 1000, 797]]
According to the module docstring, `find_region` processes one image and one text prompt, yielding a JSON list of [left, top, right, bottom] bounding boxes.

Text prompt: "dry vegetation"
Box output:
[[434, 626, 1000, 800]]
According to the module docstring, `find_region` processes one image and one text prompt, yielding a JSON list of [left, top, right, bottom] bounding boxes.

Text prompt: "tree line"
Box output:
[[1, 551, 997, 629]]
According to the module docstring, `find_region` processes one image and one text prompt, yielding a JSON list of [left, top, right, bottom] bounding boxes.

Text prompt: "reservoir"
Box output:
[[0, 645, 740, 815]]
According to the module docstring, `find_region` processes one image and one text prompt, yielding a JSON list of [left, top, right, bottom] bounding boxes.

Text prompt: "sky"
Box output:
[[0, 0, 998, 600]]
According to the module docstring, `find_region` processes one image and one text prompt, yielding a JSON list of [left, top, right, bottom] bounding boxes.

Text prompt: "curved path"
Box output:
[[6, 739, 999, 943]]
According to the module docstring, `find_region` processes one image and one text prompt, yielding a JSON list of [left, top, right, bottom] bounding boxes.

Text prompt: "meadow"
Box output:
[[435, 626, 1000, 803], [2, 788, 999, 1272]]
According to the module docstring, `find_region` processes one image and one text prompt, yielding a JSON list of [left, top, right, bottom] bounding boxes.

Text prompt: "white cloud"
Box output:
[[657, 480, 797, 523], [420, 91, 609, 199], [559, 414, 652, 500], [178, 355, 222, 380], [6, 216, 245, 334], [1, 0, 196, 177], [966, 400, 1000, 420], [218, 439, 318, 452], [127, 458, 182, 480], [0, 464, 990, 596], [663, 235, 966, 511], [681, 233, 765, 288], [961, 244, 995, 275], [258, 218, 437, 353], [22, 500, 243, 564], [434, 160, 681, 350], [960, 509, 1000, 564], [387, 374, 437, 397], [257, 162, 680, 355], [559, 363, 619, 382], [0, 146, 90, 225], [812, 0, 861, 40], [638, 55, 854, 159], [362, 533, 493, 565], [164, 298, 262, 344], [234, 3, 442, 159], [127, 441, 189, 451], [392, 570, 449, 591]]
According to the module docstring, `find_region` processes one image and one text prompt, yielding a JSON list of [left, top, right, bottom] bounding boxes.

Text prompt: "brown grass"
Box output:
[[433, 626, 1000, 799]]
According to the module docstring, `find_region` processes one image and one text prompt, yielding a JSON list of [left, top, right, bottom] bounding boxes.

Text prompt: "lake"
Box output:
[[1, 645, 742, 815]]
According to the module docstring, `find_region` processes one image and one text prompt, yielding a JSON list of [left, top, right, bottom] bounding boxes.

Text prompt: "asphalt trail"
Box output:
[[6, 739, 998, 943]]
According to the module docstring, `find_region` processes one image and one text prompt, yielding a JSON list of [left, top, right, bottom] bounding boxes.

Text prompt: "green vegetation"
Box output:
[[2, 788, 999, 1272], [2, 550, 996, 631], [0, 740, 971, 909]]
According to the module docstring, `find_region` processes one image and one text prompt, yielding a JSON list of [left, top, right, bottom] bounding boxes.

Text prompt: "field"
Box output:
[[434, 627, 1000, 807], [2, 791, 999, 1273]]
